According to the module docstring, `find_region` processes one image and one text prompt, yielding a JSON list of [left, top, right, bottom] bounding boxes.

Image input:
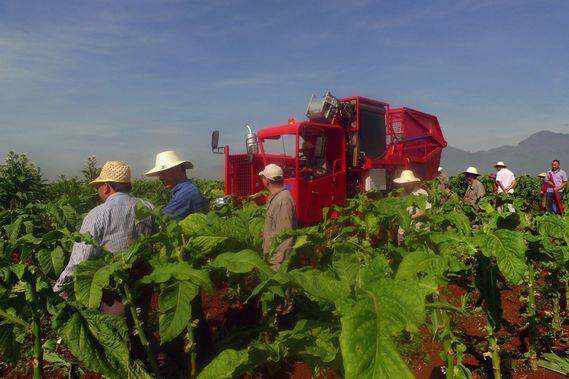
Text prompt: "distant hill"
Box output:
[[441, 131, 569, 175]]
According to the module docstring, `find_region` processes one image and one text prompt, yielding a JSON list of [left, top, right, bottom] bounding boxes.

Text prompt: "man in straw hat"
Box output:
[[393, 169, 431, 244], [53, 161, 155, 314], [463, 167, 485, 206], [145, 150, 207, 220], [259, 163, 297, 270], [394, 169, 432, 218]]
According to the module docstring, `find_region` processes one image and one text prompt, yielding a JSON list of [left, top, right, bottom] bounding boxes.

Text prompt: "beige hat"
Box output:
[[258, 163, 283, 181], [393, 169, 421, 184], [89, 161, 131, 186], [538, 172, 546, 178], [145, 151, 193, 176], [438, 166, 443, 172], [494, 161, 507, 168], [464, 166, 480, 176]]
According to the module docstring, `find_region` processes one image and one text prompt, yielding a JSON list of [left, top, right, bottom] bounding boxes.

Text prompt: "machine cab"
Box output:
[[257, 121, 347, 224], [220, 121, 346, 225]]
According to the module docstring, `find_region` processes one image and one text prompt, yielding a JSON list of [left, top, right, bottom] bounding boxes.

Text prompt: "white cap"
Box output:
[[258, 163, 283, 181], [438, 166, 443, 172], [393, 169, 421, 184], [464, 166, 479, 176], [494, 161, 506, 168]]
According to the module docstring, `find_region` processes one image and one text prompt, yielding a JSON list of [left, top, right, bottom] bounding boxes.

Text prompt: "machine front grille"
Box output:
[[229, 155, 252, 196]]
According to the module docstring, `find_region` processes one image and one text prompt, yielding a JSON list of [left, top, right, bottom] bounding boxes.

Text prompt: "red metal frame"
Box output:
[[223, 95, 446, 224]]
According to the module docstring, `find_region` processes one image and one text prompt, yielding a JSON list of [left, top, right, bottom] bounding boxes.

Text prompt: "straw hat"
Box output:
[[145, 151, 193, 176], [89, 161, 131, 186], [464, 166, 480, 176], [258, 163, 283, 181], [438, 166, 443, 173], [393, 170, 421, 184], [494, 161, 507, 168], [538, 172, 546, 178]]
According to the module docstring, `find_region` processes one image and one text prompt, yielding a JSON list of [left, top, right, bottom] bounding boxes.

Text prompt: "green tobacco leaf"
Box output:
[[332, 243, 360, 287], [288, 268, 350, 305], [188, 236, 230, 258], [141, 262, 213, 293], [339, 279, 426, 379], [197, 349, 251, 379], [210, 249, 273, 276], [536, 215, 568, 239], [37, 246, 66, 278], [60, 307, 130, 378], [179, 213, 209, 235], [475, 229, 527, 285], [74, 260, 120, 309], [0, 323, 20, 364], [396, 250, 462, 281], [158, 280, 199, 344]]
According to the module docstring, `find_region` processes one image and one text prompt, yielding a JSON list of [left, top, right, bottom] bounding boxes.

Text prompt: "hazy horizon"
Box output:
[[2, 1, 568, 180]]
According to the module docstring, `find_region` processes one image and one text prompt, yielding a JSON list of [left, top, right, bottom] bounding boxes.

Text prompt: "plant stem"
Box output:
[[487, 324, 501, 379], [123, 284, 160, 378], [186, 319, 197, 378], [29, 283, 43, 379], [527, 265, 538, 371]]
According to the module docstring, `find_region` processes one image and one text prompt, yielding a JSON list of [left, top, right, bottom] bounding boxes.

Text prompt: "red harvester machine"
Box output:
[[212, 92, 447, 225]]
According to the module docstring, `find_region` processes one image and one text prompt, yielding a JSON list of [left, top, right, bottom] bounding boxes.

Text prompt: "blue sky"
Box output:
[[1, 0, 568, 179]]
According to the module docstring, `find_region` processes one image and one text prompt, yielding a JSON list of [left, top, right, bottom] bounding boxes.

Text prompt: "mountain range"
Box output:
[[440, 131, 569, 175]]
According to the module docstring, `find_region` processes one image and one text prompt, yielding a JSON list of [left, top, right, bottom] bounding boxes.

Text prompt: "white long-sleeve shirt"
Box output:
[[53, 192, 154, 292]]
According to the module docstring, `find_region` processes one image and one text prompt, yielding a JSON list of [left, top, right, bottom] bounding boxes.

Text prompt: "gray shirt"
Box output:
[[262, 189, 297, 270], [546, 169, 567, 193], [54, 192, 154, 292]]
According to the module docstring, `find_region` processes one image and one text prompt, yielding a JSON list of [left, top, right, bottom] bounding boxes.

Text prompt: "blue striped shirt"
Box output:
[[163, 179, 207, 220], [53, 192, 154, 292]]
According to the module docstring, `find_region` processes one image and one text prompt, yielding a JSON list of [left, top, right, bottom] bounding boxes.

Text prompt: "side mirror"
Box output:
[[211, 130, 224, 154], [211, 130, 219, 150]]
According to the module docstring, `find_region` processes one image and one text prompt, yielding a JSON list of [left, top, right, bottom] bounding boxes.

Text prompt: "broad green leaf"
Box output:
[[0, 323, 20, 364], [475, 229, 527, 284], [60, 307, 130, 378], [180, 213, 208, 235], [210, 249, 273, 276], [141, 262, 213, 293], [37, 246, 66, 278], [197, 349, 250, 379], [74, 260, 120, 309], [536, 215, 568, 239], [288, 268, 350, 305], [396, 250, 462, 281], [158, 280, 199, 344], [188, 236, 230, 258]]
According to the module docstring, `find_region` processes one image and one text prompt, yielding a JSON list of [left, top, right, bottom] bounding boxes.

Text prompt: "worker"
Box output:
[[54, 161, 155, 314], [538, 172, 547, 211], [494, 161, 516, 213], [394, 169, 432, 218], [145, 150, 207, 220], [494, 161, 516, 194], [544, 159, 567, 215], [259, 163, 297, 270], [393, 170, 431, 244], [437, 166, 450, 193], [463, 167, 485, 206], [299, 139, 329, 180]]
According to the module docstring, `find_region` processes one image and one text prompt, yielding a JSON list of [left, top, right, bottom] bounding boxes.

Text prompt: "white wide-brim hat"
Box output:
[[90, 161, 131, 186], [438, 166, 443, 172], [393, 169, 421, 184], [494, 161, 507, 168], [258, 163, 283, 181], [464, 166, 479, 176], [145, 150, 193, 176]]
